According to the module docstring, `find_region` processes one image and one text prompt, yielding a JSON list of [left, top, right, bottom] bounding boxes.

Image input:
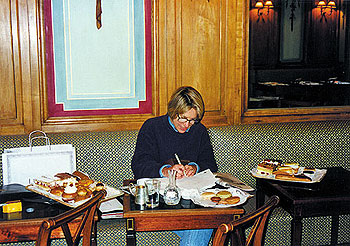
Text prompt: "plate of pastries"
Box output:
[[191, 187, 251, 208], [26, 171, 123, 207], [250, 159, 327, 183]]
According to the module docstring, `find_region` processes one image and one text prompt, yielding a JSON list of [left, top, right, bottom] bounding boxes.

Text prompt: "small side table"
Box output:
[[256, 167, 350, 246]]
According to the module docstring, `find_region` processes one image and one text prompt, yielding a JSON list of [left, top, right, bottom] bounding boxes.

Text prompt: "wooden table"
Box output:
[[0, 186, 91, 243], [0, 216, 82, 243], [256, 167, 350, 246], [123, 179, 246, 246]]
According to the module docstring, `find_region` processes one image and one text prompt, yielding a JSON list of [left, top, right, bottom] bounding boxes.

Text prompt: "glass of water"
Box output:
[[145, 179, 160, 208]]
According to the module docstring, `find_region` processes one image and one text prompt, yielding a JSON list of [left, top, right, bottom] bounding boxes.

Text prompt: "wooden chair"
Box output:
[[212, 195, 280, 246], [36, 190, 106, 246]]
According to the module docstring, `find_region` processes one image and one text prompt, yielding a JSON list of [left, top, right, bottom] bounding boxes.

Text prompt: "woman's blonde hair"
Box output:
[[167, 86, 205, 120]]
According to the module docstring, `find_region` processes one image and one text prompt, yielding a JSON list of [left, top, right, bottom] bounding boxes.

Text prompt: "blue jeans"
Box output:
[[174, 229, 213, 246]]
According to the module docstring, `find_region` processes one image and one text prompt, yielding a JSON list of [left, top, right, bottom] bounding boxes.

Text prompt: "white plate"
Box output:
[[250, 167, 327, 183], [191, 187, 251, 208]]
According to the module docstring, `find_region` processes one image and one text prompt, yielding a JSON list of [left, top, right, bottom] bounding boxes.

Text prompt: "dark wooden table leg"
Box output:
[[126, 218, 136, 246], [291, 217, 302, 246], [255, 179, 265, 208], [330, 215, 339, 246]]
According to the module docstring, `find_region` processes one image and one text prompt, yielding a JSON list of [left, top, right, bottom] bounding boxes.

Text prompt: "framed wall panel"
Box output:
[[44, 0, 152, 117], [280, 0, 304, 62]]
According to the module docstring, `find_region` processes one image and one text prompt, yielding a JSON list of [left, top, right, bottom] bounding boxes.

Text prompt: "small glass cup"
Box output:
[[145, 179, 160, 208]]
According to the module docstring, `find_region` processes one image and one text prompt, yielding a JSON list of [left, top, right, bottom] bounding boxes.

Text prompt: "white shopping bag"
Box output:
[[2, 130, 76, 186]]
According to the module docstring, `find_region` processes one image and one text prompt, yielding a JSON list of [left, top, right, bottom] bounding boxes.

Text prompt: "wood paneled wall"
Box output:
[[0, 0, 348, 136]]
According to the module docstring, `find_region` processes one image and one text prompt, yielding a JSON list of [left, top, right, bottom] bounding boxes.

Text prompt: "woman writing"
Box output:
[[131, 86, 218, 246]]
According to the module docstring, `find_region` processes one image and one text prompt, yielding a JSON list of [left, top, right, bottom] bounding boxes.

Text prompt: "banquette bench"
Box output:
[[0, 120, 349, 245]]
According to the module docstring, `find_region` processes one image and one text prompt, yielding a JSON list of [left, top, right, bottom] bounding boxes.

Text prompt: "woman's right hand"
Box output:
[[162, 164, 186, 179]]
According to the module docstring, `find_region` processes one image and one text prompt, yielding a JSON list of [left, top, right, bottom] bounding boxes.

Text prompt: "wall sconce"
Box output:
[[255, 0, 264, 8], [264, 0, 274, 15], [327, 0, 337, 13], [254, 0, 274, 23], [317, 0, 337, 22]]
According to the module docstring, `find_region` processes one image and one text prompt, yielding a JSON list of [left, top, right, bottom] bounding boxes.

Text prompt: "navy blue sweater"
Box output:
[[131, 115, 218, 179]]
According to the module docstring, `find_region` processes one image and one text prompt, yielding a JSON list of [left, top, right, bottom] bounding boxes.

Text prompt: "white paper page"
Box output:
[[99, 198, 123, 213], [176, 169, 216, 190], [156, 169, 216, 199]]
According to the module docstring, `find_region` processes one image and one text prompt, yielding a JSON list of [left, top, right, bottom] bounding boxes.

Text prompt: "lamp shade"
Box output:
[[317, 0, 327, 7], [265, 1, 274, 7], [327, 0, 337, 9], [255, 0, 264, 8]]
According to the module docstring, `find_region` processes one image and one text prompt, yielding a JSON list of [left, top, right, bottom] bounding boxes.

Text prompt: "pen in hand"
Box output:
[[174, 153, 181, 165], [174, 153, 187, 177]]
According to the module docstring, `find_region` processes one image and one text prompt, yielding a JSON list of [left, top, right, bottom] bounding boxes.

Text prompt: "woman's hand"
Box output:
[[184, 164, 197, 177], [172, 164, 186, 179], [162, 164, 186, 179]]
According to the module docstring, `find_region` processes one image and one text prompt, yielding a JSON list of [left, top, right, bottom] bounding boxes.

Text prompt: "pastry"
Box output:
[[54, 173, 78, 188], [77, 187, 88, 197], [72, 171, 90, 180], [273, 166, 295, 175], [225, 196, 240, 204], [62, 192, 77, 202], [33, 176, 56, 191], [95, 182, 105, 191], [50, 187, 64, 197], [62, 183, 78, 202], [283, 162, 300, 172], [78, 179, 94, 187], [257, 161, 279, 176], [210, 196, 221, 203], [275, 174, 312, 182], [74, 195, 89, 202], [54, 172, 74, 180], [216, 190, 232, 199], [218, 199, 229, 205], [74, 187, 92, 202], [201, 192, 216, 200]]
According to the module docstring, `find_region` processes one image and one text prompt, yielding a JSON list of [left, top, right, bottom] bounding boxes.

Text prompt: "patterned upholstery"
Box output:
[[97, 220, 180, 246], [0, 120, 349, 245]]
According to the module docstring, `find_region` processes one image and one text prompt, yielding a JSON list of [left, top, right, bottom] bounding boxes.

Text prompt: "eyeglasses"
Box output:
[[177, 114, 200, 124]]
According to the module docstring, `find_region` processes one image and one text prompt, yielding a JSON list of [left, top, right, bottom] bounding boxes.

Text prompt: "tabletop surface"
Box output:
[[0, 184, 69, 223], [0, 184, 74, 243], [122, 179, 247, 214], [256, 167, 350, 218], [259, 167, 350, 200], [122, 179, 248, 233]]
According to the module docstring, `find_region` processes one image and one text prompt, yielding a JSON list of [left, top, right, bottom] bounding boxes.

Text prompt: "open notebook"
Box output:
[[99, 198, 123, 219]]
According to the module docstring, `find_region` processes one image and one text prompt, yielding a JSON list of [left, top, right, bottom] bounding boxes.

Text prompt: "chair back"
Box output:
[[36, 190, 106, 246], [212, 195, 279, 246]]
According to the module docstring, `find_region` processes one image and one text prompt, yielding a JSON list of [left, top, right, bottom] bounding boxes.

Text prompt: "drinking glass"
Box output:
[[145, 179, 160, 208]]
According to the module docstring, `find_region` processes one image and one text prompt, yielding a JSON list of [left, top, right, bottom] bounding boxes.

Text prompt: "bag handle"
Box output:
[[29, 130, 51, 151]]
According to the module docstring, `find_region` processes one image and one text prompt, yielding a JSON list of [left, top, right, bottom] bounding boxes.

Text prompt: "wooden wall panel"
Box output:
[[308, 7, 339, 65], [0, 0, 41, 135], [179, 0, 223, 113], [0, 0, 21, 124], [1, 0, 347, 135]]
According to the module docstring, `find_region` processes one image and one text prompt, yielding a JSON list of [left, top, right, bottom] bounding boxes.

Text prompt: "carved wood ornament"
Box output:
[[96, 0, 102, 29]]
